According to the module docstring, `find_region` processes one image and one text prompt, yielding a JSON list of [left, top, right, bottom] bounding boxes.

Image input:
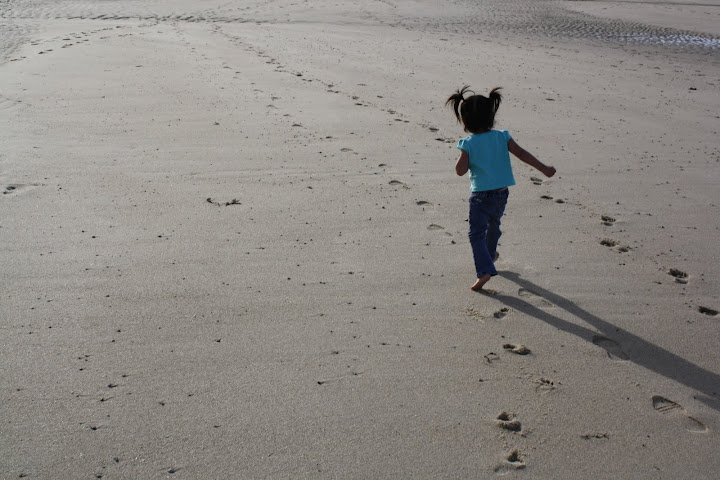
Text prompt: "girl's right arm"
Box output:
[[455, 150, 470, 176], [508, 139, 556, 177]]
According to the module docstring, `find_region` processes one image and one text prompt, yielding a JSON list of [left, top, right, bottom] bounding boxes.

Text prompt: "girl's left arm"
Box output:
[[455, 150, 469, 176], [508, 139, 555, 178]]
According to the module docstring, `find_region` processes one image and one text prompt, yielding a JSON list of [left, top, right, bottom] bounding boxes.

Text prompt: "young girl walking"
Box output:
[[446, 86, 556, 291]]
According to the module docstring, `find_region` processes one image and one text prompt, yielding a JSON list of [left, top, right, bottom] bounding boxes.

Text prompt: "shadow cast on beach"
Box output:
[[484, 271, 720, 413]]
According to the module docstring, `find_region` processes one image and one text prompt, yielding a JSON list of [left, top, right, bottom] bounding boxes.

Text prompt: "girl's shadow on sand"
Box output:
[[484, 271, 720, 413]]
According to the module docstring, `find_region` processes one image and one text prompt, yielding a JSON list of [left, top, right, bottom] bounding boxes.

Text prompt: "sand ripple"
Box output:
[[1, 0, 718, 58], [394, 0, 720, 51]]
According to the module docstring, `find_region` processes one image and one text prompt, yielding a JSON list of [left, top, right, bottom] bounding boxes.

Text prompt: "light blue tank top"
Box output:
[[457, 130, 516, 192]]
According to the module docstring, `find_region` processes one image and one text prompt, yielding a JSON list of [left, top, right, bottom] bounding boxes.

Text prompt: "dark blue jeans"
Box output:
[[468, 188, 509, 277]]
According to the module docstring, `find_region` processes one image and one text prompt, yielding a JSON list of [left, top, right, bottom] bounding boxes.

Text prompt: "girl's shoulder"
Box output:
[[489, 129, 513, 142], [469, 130, 511, 140], [457, 134, 474, 148], [459, 131, 512, 148], [490, 129, 511, 136]]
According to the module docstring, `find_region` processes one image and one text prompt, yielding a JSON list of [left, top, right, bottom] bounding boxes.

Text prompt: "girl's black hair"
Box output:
[[445, 85, 502, 133]]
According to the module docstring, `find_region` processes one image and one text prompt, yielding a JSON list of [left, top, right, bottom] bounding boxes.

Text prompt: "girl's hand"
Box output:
[[543, 165, 556, 178]]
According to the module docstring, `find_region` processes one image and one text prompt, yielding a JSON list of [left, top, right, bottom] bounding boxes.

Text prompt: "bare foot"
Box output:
[[471, 274, 492, 291]]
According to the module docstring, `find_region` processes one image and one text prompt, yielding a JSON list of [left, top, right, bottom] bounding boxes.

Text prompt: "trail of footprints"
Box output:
[[597, 212, 698, 291], [12, 11, 461, 245], [7, 24, 132, 61], [186, 23, 456, 230], [540, 183, 694, 294], [599, 215, 632, 253], [538, 180, 697, 293], [493, 412, 526, 473], [486, 295, 537, 473], [484, 284, 709, 473], [211, 23, 448, 147]]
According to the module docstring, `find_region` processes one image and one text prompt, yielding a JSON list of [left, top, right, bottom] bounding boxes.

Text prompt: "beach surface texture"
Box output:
[[1, 0, 719, 478]]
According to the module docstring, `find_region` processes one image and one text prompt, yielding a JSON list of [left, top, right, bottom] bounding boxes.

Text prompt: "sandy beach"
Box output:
[[2, 0, 719, 478]]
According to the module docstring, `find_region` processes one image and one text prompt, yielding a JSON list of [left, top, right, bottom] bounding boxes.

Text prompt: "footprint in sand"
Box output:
[[601, 238, 630, 252], [2, 184, 40, 196], [493, 307, 510, 319], [0, 95, 22, 110], [698, 306, 718, 316], [601, 215, 616, 226], [206, 197, 241, 207], [503, 344, 531, 355], [600, 238, 619, 247], [496, 412, 522, 432], [652, 395, 708, 433], [668, 268, 689, 284], [317, 371, 364, 385], [591, 335, 629, 361], [484, 352, 500, 364], [518, 288, 553, 307], [416, 200, 432, 206], [428, 224, 452, 237], [494, 450, 526, 474], [534, 377, 557, 394], [530, 176, 543, 185]]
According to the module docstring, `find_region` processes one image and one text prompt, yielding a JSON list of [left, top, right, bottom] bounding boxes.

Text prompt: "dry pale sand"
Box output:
[[1, 0, 719, 478]]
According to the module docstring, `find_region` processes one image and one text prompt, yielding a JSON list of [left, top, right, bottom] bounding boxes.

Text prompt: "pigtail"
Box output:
[[446, 85, 472, 123], [488, 87, 502, 113]]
